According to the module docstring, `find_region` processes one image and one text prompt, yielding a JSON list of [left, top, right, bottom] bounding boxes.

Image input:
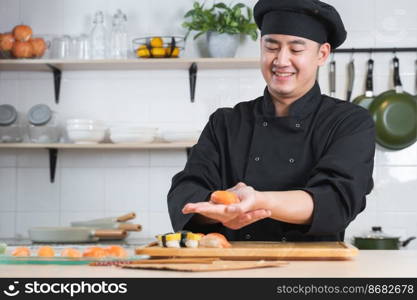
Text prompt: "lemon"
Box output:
[[151, 47, 166, 58], [166, 47, 180, 58], [150, 37, 163, 48], [136, 46, 151, 58]]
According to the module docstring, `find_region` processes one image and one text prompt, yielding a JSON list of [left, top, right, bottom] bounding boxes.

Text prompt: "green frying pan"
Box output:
[[352, 59, 374, 109], [369, 57, 417, 150]]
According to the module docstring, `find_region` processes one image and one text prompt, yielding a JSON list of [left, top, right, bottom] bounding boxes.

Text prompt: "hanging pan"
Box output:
[[369, 56, 417, 150]]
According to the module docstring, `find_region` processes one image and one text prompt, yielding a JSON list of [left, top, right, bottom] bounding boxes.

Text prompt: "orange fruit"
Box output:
[[83, 247, 107, 258], [61, 248, 82, 258], [211, 190, 240, 205], [37, 246, 55, 257], [150, 37, 163, 48], [12, 247, 30, 257], [105, 245, 127, 258]]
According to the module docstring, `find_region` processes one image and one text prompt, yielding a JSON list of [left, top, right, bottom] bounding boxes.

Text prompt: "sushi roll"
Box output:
[[156, 232, 181, 248], [199, 233, 231, 248], [184, 232, 203, 248], [178, 230, 190, 247]]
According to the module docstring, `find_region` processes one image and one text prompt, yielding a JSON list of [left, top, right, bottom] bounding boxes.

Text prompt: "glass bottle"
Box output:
[[110, 9, 128, 59], [90, 11, 108, 59]]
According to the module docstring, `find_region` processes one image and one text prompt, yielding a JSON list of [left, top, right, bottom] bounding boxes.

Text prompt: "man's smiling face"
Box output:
[[260, 34, 330, 102]]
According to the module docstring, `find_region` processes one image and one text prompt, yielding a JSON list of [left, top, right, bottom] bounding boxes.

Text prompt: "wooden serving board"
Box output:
[[135, 242, 358, 260], [122, 260, 288, 272]]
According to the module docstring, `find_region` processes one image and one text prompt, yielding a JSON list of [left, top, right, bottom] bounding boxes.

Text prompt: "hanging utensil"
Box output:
[[369, 55, 417, 150], [346, 56, 355, 101], [352, 58, 375, 109], [329, 55, 336, 97]]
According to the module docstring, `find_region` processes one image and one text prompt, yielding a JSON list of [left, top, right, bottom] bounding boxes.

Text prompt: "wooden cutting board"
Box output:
[[122, 260, 288, 272], [135, 241, 358, 260]]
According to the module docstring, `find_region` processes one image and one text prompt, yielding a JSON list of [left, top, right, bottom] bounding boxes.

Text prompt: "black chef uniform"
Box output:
[[167, 0, 376, 242]]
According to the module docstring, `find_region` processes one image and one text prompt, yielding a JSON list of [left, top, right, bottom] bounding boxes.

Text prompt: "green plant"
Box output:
[[182, 2, 258, 41]]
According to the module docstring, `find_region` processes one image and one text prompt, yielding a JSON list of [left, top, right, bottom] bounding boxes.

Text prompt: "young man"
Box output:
[[168, 0, 375, 242]]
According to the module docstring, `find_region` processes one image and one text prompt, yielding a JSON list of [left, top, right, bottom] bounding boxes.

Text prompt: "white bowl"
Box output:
[[67, 123, 106, 131], [67, 128, 106, 144], [110, 126, 157, 133], [160, 130, 201, 142], [110, 133, 155, 144], [67, 119, 105, 126]]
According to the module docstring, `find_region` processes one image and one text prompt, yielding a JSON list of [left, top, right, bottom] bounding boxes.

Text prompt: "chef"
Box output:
[[168, 0, 375, 242]]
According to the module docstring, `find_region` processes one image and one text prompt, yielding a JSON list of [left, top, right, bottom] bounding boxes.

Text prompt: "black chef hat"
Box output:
[[254, 0, 347, 49]]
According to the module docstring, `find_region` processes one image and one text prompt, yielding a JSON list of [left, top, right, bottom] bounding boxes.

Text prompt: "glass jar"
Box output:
[[110, 9, 128, 59], [0, 104, 23, 143], [90, 11, 109, 59], [27, 104, 60, 143]]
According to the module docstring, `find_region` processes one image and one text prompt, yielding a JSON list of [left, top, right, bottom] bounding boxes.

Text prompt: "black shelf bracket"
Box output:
[[189, 62, 198, 103], [46, 64, 62, 104], [47, 148, 58, 183]]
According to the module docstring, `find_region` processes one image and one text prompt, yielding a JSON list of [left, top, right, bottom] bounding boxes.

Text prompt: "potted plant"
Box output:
[[182, 1, 258, 58]]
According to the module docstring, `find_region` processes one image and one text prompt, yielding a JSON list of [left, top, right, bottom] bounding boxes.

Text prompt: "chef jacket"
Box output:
[[168, 82, 375, 242]]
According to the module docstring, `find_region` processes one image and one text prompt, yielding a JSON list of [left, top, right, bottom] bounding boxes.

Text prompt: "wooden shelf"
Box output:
[[0, 142, 196, 150], [0, 142, 196, 183], [0, 58, 259, 103], [0, 58, 259, 71]]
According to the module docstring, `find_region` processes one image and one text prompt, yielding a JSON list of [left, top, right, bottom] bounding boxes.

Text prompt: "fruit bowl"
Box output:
[[132, 36, 185, 58]]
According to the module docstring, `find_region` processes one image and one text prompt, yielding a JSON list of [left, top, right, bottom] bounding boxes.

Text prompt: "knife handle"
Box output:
[[118, 223, 142, 232], [94, 229, 127, 239], [116, 212, 136, 222]]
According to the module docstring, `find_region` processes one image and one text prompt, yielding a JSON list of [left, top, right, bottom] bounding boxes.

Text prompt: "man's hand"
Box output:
[[182, 182, 271, 230]]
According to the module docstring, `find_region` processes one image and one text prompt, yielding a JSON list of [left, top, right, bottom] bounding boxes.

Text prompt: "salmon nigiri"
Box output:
[[199, 233, 231, 248]]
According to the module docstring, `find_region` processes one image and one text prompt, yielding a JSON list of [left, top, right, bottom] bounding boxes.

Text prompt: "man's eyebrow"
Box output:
[[263, 38, 307, 46]]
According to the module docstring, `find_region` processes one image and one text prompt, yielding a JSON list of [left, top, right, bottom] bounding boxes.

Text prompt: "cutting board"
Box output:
[[122, 260, 288, 272], [135, 242, 358, 260], [0, 255, 148, 265]]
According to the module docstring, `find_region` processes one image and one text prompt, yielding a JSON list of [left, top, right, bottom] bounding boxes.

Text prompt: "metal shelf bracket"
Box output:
[[46, 64, 62, 104]]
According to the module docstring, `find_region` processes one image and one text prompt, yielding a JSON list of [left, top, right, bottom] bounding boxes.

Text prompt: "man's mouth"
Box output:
[[272, 69, 296, 78]]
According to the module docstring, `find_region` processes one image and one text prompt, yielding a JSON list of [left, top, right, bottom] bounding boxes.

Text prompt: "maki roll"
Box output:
[[184, 233, 204, 248], [156, 232, 181, 248]]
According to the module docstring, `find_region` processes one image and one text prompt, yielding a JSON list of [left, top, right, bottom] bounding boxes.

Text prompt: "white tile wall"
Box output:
[[0, 0, 416, 248]]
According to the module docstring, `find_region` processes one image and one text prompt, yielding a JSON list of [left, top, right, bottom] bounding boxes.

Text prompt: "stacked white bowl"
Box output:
[[159, 129, 201, 142], [66, 119, 106, 144], [109, 123, 157, 143]]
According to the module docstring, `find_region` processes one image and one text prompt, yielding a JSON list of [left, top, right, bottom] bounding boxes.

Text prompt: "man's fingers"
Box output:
[[224, 209, 271, 230], [239, 209, 271, 222], [227, 182, 247, 192]]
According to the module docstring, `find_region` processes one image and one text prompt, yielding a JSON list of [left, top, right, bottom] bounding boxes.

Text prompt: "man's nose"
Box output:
[[273, 49, 291, 67]]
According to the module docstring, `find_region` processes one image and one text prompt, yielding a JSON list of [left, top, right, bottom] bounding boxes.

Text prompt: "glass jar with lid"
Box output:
[[27, 104, 60, 143], [0, 104, 23, 143]]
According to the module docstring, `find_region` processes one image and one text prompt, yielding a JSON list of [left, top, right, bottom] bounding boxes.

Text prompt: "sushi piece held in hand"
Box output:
[[211, 190, 240, 205], [199, 233, 231, 248]]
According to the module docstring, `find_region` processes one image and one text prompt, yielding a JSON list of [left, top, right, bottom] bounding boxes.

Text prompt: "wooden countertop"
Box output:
[[1, 250, 416, 278]]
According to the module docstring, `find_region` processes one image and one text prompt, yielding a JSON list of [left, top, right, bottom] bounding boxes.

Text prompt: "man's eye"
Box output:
[[292, 49, 304, 53], [265, 46, 278, 51]]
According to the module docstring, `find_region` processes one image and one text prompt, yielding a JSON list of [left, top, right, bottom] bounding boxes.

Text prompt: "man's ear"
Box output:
[[318, 42, 331, 66]]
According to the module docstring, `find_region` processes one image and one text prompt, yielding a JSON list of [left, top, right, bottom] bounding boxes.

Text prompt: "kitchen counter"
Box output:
[[1, 250, 416, 278]]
